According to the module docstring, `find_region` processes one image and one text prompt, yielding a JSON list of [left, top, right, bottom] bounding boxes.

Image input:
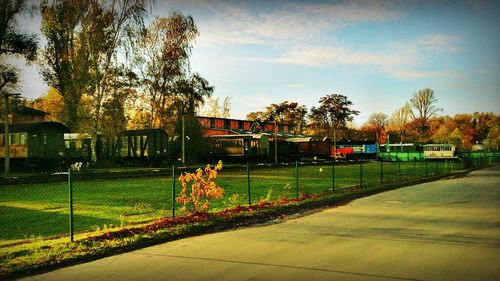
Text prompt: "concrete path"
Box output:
[[22, 166, 500, 281]]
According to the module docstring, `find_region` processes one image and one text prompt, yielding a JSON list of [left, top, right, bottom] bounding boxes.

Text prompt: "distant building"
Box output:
[[197, 116, 296, 136]]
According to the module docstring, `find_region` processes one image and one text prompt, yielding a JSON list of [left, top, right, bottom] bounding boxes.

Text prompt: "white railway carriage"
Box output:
[[423, 144, 456, 159]]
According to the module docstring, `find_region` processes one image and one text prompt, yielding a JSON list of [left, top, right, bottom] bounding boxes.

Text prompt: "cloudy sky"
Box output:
[[12, 0, 500, 125]]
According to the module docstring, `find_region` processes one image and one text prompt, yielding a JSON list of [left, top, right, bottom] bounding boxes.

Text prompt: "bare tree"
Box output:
[[409, 88, 441, 120], [409, 88, 442, 139]]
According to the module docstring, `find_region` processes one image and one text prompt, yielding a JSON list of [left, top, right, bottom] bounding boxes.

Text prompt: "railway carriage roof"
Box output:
[[287, 136, 330, 142], [120, 129, 167, 136], [423, 144, 454, 147], [0, 122, 69, 133], [209, 134, 269, 139]]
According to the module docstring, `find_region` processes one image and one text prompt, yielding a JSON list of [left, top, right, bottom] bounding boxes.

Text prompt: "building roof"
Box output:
[[120, 129, 167, 136], [14, 105, 48, 117], [0, 122, 69, 133]]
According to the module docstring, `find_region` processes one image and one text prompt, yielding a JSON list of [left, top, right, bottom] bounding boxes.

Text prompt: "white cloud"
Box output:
[[242, 33, 463, 80], [285, 84, 305, 89], [195, 0, 403, 48]]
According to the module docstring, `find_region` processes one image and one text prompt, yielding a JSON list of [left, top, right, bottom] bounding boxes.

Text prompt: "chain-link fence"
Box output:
[[1, 155, 498, 246]]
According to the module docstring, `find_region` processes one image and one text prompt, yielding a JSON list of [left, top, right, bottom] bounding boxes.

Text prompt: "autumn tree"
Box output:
[[246, 101, 307, 134], [361, 112, 388, 143], [201, 96, 231, 118], [40, 0, 146, 163], [130, 11, 203, 131], [30, 87, 64, 122], [408, 88, 442, 141], [39, 0, 92, 130], [0, 0, 38, 108], [387, 103, 411, 149], [309, 94, 359, 157]]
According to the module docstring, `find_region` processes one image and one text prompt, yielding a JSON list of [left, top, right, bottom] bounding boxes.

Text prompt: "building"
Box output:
[[197, 116, 296, 136]]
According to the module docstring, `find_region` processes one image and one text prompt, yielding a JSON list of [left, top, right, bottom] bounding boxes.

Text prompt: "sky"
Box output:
[[11, 0, 500, 125]]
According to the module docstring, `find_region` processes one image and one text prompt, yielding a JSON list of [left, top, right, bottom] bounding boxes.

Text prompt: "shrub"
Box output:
[[177, 161, 224, 214]]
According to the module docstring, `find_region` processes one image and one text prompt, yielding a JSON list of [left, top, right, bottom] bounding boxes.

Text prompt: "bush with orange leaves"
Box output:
[[177, 160, 225, 214]]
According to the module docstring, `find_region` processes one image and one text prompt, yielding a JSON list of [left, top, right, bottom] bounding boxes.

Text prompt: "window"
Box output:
[[224, 119, 230, 129], [210, 118, 216, 128], [20, 133, 27, 145], [278, 125, 284, 133], [238, 121, 244, 130]]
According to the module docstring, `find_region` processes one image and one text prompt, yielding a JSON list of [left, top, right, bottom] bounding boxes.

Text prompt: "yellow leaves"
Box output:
[[176, 161, 224, 214]]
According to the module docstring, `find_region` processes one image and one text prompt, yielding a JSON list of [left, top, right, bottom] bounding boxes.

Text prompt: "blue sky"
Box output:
[[13, 0, 500, 125]]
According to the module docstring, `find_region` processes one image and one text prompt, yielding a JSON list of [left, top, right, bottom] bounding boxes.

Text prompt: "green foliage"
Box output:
[[0, 0, 38, 93]]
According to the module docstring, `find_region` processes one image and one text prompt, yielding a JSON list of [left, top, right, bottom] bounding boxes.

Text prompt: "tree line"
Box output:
[[247, 89, 500, 151], [1, 0, 498, 159]]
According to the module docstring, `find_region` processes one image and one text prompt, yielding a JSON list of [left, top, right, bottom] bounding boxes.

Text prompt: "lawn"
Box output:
[[0, 160, 462, 245]]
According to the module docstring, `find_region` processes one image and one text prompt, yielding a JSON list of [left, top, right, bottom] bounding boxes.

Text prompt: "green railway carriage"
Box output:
[[0, 122, 69, 159], [119, 129, 169, 161], [209, 134, 270, 159]]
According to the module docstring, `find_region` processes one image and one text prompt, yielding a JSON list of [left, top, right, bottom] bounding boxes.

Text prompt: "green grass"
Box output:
[[0, 160, 465, 245]]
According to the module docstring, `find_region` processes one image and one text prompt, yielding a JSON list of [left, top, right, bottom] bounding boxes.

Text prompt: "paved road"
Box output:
[[22, 166, 500, 281]]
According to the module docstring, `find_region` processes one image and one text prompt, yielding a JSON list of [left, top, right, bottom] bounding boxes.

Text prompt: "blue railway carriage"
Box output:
[[423, 144, 456, 159], [1, 122, 69, 169]]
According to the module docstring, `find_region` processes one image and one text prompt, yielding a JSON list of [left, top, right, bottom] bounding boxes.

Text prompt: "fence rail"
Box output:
[[0, 156, 498, 247]]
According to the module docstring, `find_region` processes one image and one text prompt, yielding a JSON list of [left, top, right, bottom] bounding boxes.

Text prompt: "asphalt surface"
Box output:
[[21, 166, 500, 281]]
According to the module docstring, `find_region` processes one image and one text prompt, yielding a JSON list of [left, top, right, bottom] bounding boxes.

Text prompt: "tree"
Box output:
[[484, 126, 500, 150], [201, 96, 231, 118], [0, 0, 38, 94], [309, 94, 359, 157], [409, 88, 442, 140], [82, 0, 146, 162], [130, 11, 200, 130], [362, 112, 388, 143], [40, 0, 91, 130], [388, 103, 411, 148], [246, 101, 307, 134], [30, 87, 65, 122]]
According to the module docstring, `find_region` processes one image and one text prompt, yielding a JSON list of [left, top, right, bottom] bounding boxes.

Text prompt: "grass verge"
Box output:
[[0, 169, 472, 280]]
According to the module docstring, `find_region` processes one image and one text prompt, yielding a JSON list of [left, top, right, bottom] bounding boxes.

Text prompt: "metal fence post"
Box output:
[[398, 156, 401, 182], [413, 157, 416, 178], [332, 159, 335, 192], [359, 160, 363, 188], [68, 168, 74, 242], [295, 160, 299, 198], [247, 162, 251, 206], [380, 160, 383, 184], [172, 165, 176, 218]]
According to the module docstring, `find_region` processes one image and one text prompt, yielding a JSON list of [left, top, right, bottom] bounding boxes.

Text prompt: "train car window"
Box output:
[[210, 118, 216, 128], [224, 119, 230, 129], [20, 133, 27, 145], [238, 121, 244, 130]]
